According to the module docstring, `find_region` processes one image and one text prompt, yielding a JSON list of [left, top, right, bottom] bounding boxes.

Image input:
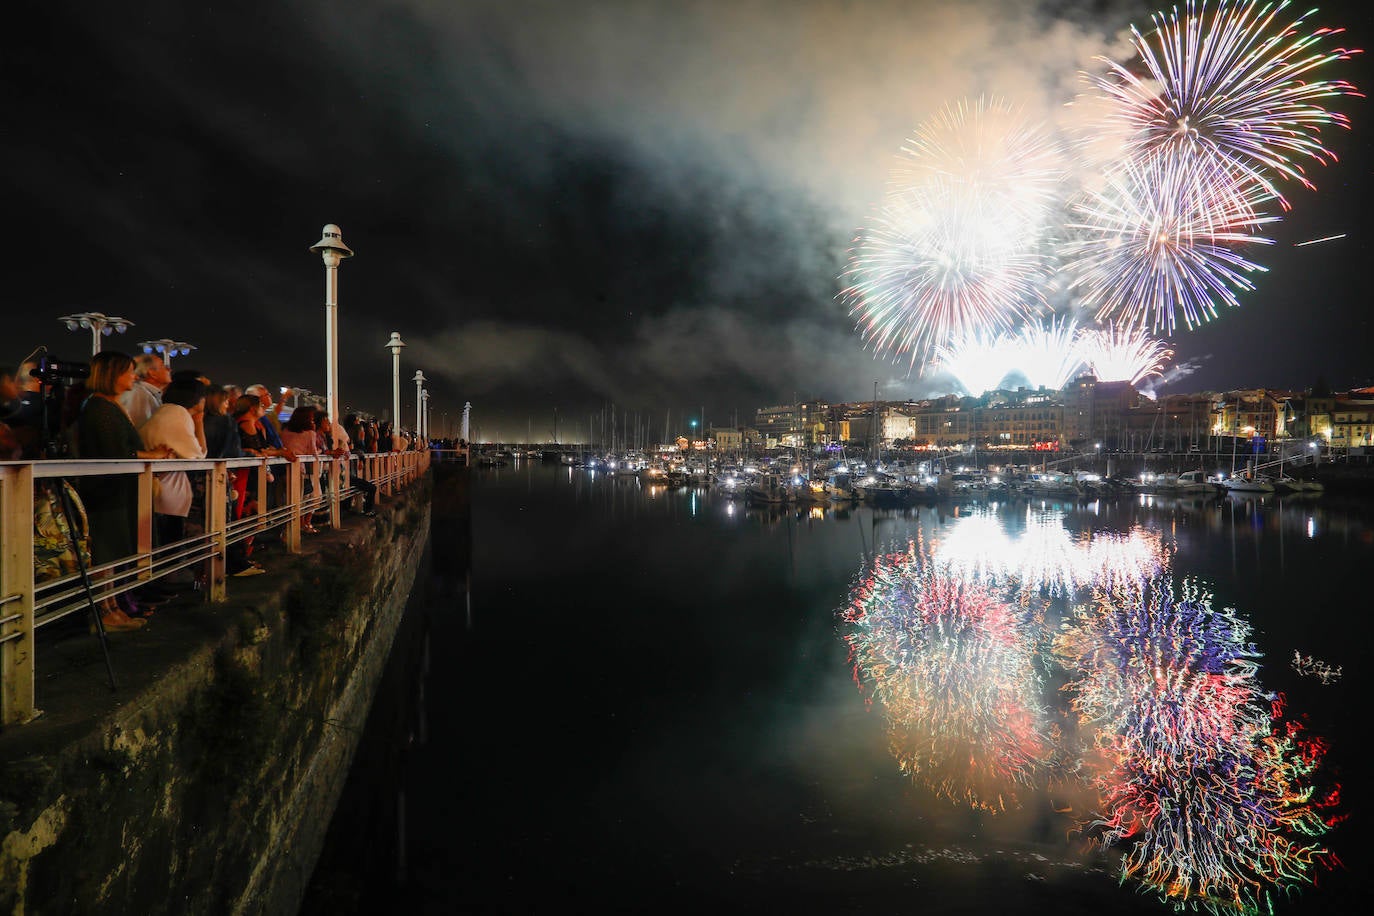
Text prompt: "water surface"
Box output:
[[305, 463, 1371, 914]]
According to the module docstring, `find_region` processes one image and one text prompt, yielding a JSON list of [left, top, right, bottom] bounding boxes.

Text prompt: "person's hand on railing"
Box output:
[[271, 447, 299, 463], [137, 445, 179, 460]]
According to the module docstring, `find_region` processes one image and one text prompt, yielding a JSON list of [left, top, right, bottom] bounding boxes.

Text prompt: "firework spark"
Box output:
[[842, 99, 1064, 368], [933, 330, 1012, 396], [1006, 317, 1085, 390], [1089, 0, 1362, 208], [1076, 325, 1174, 384], [1062, 152, 1276, 334]]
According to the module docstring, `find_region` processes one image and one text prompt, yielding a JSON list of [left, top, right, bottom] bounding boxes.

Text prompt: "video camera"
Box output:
[[36, 355, 90, 385]]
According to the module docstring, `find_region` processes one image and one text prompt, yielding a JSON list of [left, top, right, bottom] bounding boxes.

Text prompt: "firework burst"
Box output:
[[932, 330, 1012, 396], [1076, 325, 1174, 384], [1006, 317, 1085, 390], [842, 98, 1064, 368], [1062, 152, 1276, 333], [1089, 0, 1362, 208]]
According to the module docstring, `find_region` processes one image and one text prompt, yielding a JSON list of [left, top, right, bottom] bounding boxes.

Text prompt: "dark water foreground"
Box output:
[[303, 463, 1372, 915]]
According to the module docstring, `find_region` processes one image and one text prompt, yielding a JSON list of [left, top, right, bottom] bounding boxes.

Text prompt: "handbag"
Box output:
[[33, 480, 92, 582]]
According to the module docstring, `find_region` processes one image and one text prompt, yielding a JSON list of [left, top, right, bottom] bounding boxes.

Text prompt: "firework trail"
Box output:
[[1056, 578, 1338, 914], [842, 542, 1053, 811], [1006, 317, 1085, 390], [1076, 325, 1175, 384], [1062, 152, 1276, 334], [1088, 0, 1362, 209], [932, 330, 1013, 396], [842, 99, 1064, 368]]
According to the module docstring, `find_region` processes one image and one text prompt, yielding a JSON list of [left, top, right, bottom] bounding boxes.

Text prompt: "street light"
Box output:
[[137, 338, 196, 368], [421, 389, 431, 442], [384, 331, 407, 427], [412, 369, 426, 435], [59, 311, 135, 355], [309, 223, 355, 426]]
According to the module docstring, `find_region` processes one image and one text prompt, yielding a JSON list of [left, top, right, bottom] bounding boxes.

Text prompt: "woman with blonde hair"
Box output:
[[75, 351, 176, 630]]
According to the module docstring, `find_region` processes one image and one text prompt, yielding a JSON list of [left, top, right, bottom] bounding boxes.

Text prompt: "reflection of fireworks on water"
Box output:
[[842, 542, 1052, 811], [932, 331, 1012, 396], [1076, 325, 1174, 384], [842, 99, 1063, 368], [1056, 578, 1337, 914], [930, 510, 1168, 598], [1087, 0, 1361, 208]]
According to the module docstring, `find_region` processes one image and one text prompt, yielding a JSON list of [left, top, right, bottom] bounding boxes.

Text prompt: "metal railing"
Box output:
[[1, 449, 431, 726]]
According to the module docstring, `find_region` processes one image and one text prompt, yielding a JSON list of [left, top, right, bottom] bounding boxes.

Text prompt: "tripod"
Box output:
[[56, 479, 119, 690]]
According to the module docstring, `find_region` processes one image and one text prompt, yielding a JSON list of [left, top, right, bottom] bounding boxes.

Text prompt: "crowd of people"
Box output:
[[1, 350, 423, 633]]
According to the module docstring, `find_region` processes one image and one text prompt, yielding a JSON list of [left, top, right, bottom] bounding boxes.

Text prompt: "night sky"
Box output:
[[4, 0, 1371, 442]]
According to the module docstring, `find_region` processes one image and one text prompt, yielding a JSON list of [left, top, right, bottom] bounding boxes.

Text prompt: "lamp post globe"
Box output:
[[309, 223, 355, 427], [384, 331, 407, 427], [412, 370, 426, 437]]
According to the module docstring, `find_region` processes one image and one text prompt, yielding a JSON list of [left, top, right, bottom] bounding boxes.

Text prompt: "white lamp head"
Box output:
[[309, 223, 355, 267]]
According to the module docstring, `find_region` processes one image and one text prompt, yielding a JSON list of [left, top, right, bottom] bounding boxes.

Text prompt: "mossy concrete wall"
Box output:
[[0, 476, 432, 915]]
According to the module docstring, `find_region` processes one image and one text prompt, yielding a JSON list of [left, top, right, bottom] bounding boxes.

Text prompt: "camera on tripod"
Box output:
[[36, 355, 90, 385]]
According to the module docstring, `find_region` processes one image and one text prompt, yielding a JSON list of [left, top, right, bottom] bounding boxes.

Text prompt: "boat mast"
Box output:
[[871, 380, 879, 466]]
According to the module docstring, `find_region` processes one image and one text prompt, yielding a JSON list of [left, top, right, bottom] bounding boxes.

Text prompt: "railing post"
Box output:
[[256, 457, 270, 538], [138, 462, 155, 584], [1, 464, 37, 725], [328, 456, 342, 529], [285, 458, 302, 554], [207, 462, 228, 602]]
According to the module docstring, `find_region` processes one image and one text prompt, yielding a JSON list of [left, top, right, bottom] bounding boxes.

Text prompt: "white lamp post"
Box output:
[[59, 311, 135, 355], [421, 389, 431, 442], [384, 331, 407, 426], [309, 224, 355, 426], [461, 402, 471, 442], [137, 338, 196, 368], [412, 369, 426, 436]]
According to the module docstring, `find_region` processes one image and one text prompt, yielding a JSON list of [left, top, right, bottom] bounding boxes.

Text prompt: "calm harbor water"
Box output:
[[304, 462, 1372, 915]]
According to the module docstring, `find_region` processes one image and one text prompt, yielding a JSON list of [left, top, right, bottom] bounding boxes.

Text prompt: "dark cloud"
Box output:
[[3, 0, 1370, 440]]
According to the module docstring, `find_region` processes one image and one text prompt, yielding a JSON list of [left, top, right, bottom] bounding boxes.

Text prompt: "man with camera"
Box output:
[[8, 358, 76, 459]]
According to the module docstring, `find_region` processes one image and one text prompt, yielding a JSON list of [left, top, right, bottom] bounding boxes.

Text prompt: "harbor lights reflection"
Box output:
[[841, 508, 1339, 914]]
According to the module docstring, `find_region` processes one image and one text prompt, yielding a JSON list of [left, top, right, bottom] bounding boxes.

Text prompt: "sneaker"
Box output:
[[231, 566, 267, 577]]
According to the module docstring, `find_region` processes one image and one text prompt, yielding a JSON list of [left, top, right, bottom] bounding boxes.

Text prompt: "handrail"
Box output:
[[1, 448, 431, 726]]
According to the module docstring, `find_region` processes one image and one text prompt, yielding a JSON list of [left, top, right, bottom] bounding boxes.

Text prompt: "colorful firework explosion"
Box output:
[[1062, 152, 1276, 334], [842, 99, 1063, 368], [1089, 0, 1362, 208]]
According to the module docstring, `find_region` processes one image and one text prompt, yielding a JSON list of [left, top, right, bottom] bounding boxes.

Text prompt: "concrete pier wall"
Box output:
[[0, 477, 432, 915]]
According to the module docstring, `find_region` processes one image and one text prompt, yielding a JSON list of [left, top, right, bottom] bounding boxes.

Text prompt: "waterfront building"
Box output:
[[1331, 389, 1374, 448], [911, 396, 973, 447], [1213, 389, 1288, 443], [710, 426, 743, 453], [1060, 375, 1141, 450]]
